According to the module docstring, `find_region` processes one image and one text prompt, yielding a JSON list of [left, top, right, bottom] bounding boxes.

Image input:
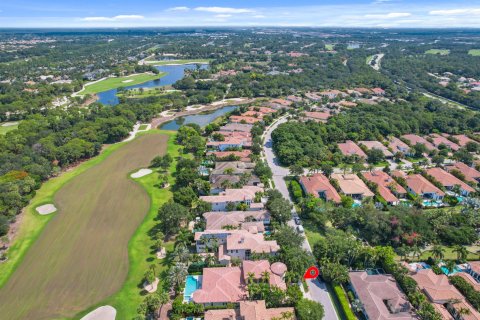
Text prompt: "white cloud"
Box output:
[[194, 7, 254, 14], [372, 0, 393, 3], [214, 14, 232, 18], [365, 12, 411, 19], [429, 8, 480, 15], [252, 15, 266, 18], [167, 7, 190, 12], [82, 15, 144, 21]]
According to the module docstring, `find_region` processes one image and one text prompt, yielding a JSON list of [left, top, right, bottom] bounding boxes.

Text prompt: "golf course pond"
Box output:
[[159, 105, 238, 130], [97, 63, 208, 105]]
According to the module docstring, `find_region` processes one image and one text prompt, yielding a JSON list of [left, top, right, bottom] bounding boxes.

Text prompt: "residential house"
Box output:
[[338, 140, 367, 158], [411, 269, 480, 320], [249, 106, 276, 114], [363, 171, 407, 205], [207, 136, 251, 151], [192, 260, 287, 305], [303, 111, 332, 123], [229, 115, 262, 124], [207, 150, 252, 162], [305, 92, 322, 101], [393, 172, 445, 201], [195, 229, 280, 263], [209, 174, 262, 195], [372, 87, 386, 96], [219, 123, 253, 133], [452, 134, 476, 147], [429, 134, 460, 151], [299, 173, 341, 204], [203, 210, 270, 231], [388, 137, 411, 156], [359, 140, 394, 158], [331, 173, 375, 201], [286, 95, 303, 103], [426, 167, 475, 196], [200, 186, 263, 211], [466, 261, 480, 284], [204, 300, 295, 320], [211, 161, 255, 176], [349, 271, 415, 320], [269, 99, 292, 108], [445, 162, 480, 184], [401, 134, 436, 152], [319, 90, 345, 100]]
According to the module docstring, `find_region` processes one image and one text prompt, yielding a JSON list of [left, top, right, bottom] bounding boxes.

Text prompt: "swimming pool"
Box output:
[[441, 265, 462, 276], [422, 200, 442, 207], [183, 275, 202, 302], [456, 196, 464, 203]]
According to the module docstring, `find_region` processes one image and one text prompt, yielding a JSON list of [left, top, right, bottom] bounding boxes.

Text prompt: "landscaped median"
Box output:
[[332, 283, 357, 320]]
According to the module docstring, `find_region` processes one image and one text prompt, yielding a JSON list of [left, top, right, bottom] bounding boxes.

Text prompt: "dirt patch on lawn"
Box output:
[[0, 133, 168, 320]]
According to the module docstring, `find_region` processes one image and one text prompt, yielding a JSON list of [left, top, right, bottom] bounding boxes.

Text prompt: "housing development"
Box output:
[[1, 3, 480, 320]]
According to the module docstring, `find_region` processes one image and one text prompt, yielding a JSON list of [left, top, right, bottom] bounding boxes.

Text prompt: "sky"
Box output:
[[1, 0, 480, 28]]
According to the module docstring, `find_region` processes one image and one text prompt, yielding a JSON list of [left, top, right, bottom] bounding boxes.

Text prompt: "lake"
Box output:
[[160, 105, 238, 130], [97, 63, 208, 106]]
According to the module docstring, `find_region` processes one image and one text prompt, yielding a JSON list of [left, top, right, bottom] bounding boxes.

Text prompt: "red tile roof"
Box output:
[[358, 141, 393, 157], [404, 174, 445, 196], [426, 167, 475, 193], [338, 140, 367, 158], [429, 134, 460, 151], [299, 173, 341, 203], [401, 134, 436, 151], [445, 162, 480, 183], [363, 170, 407, 203]]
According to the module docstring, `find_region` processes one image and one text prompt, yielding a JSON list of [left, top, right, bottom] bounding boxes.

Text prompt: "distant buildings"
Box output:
[[426, 167, 475, 196], [393, 172, 445, 201], [200, 185, 263, 211], [363, 170, 407, 205], [331, 173, 374, 201], [299, 173, 341, 204], [358, 140, 394, 158], [338, 140, 367, 158]]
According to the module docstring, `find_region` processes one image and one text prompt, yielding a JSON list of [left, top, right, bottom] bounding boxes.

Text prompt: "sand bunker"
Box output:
[[80, 306, 116, 320], [36, 204, 57, 215], [1, 122, 19, 127], [122, 79, 134, 83], [144, 278, 159, 293], [130, 169, 152, 178]]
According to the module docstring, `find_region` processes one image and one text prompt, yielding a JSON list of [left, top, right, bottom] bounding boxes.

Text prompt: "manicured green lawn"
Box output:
[[405, 245, 480, 262], [144, 58, 211, 65], [325, 44, 335, 50], [0, 122, 19, 135], [366, 55, 374, 64], [138, 124, 149, 130], [468, 49, 480, 56], [74, 130, 182, 320], [78, 72, 167, 95], [425, 49, 450, 55]]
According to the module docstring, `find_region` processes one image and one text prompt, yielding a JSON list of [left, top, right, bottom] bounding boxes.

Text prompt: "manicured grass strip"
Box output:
[[0, 122, 19, 135], [74, 130, 182, 320], [469, 49, 480, 56], [325, 44, 335, 50], [144, 59, 211, 65], [0, 132, 169, 320], [425, 49, 450, 55], [138, 124, 149, 130], [78, 72, 167, 95], [332, 284, 357, 320], [416, 245, 480, 261]]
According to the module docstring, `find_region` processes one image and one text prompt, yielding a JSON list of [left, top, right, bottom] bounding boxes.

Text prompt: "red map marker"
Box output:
[[303, 266, 319, 280]]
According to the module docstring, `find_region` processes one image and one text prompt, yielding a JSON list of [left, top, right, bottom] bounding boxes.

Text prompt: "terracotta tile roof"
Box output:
[[230, 115, 262, 124], [359, 140, 394, 157], [339, 100, 358, 107], [208, 150, 252, 162], [299, 173, 341, 203], [227, 231, 280, 254], [204, 300, 295, 320], [455, 272, 480, 291], [200, 186, 263, 204], [426, 167, 475, 193], [207, 136, 251, 148], [445, 162, 480, 183], [338, 140, 367, 158], [249, 106, 276, 114], [401, 134, 436, 151], [331, 173, 375, 197], [304, 111, 331, 121], [219, 123, 253, 132], [363, 171, 407, 203], [242, 110, 265, 118], [270, 99, 292, 106], [452, 134, 476, 147], [429, 134, 460, 151], [192, 267, 247, 304], [372, 87, 386, 95], [469, 261, 480, 275], [388, 137, 410, 154], [242, 260, 287, 290], [404, 174, 445, 196], [349, 271, 414, 320], [203, 210, 269, 231], [286, 95, 303, 102]]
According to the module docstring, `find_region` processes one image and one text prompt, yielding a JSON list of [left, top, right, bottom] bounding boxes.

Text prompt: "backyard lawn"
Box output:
[[425, 49, 450, 55], [78, 72, 166, 95], [469, 49, 480, 56], [403, 245, 480, 262], [0, 132, 170, 320], [325, 44, 335, 50]]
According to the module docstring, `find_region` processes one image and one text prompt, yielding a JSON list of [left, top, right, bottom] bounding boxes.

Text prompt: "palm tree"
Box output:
[[458, 307, 471, 316], [173, 244, 190, 265], [175, 229, 191, 247], [431, 245, 445, 261], [261, 271, 270, 284], [168, 263, 188, 294], [452, 245, 469, 262], [246, 272, 256, 285], [412, 245, 422, 261], [445, 260, 457, 275]]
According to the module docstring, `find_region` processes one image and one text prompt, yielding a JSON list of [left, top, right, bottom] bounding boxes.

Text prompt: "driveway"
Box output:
[[262, 116, 339, 319]]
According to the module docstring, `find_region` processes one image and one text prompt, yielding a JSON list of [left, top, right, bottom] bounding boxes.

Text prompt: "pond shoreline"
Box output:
[[151, 98, 255, 129]]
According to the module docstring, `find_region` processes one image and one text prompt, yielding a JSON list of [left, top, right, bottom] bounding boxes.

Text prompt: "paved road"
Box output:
[[262, 116, 339, 320]]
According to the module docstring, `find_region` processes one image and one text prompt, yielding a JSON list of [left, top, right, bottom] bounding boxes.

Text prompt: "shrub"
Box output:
[[450, 275, 480, 310], [333, 284, 357, 320]]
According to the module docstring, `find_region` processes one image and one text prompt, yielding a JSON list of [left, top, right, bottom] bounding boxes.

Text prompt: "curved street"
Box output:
[[262, 116, 339, 320]]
